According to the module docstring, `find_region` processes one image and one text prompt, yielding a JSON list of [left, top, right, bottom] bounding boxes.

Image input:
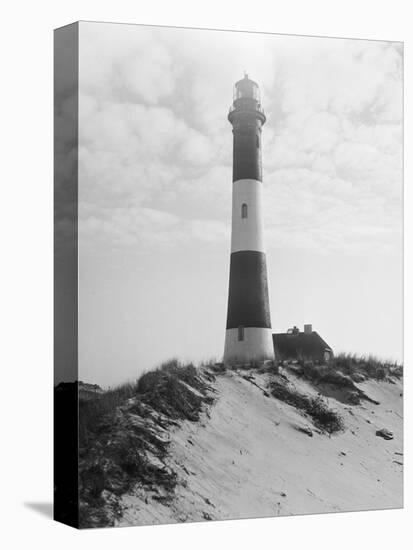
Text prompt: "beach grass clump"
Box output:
[[78, 359, 214, 528], [79, 382, 137, 445], [328, 353, 402, 382], [269, 380, 344, 434], [80, 359, 213, 446], [136, 359, 214, 422]]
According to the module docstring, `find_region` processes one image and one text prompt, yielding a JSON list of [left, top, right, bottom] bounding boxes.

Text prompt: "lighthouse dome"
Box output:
[[229, 74, 265, 125], [233, 74, 261, 102]]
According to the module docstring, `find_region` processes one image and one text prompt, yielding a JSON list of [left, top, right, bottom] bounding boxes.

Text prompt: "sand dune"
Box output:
[[116, 367, 403, 526]]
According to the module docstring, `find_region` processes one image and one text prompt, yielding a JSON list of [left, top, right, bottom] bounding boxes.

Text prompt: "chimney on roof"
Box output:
[[304, 324, 312, 334]]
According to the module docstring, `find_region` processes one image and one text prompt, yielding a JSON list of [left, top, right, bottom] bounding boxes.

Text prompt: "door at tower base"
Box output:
[[224, 327, 274, 364]]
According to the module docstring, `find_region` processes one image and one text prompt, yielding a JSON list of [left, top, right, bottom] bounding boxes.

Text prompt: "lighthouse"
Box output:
[[223, 74, 274, 365]]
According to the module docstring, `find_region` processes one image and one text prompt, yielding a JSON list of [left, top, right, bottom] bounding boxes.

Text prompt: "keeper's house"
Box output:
[[273, 324, 333, 363]]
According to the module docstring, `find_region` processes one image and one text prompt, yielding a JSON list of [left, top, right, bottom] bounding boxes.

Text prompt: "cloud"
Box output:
[[78, 23, 402, 258], [79, 204, 230, 251], [78, 101, 217, 208], [80, 23, 177, 104]]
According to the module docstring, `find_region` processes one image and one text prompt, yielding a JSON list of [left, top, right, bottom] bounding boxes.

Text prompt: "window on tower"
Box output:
[[238, 326, 245, 341], [241, 203, 248, 219], [256, 134, 260, 148]]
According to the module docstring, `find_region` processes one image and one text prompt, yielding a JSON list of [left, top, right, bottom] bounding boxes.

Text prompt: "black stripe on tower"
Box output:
[[232, 114, 263, 182], [226, 250, 272, 329]]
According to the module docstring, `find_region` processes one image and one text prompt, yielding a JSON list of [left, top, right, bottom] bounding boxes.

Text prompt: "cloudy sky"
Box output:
[[77, 22, 403, 387]]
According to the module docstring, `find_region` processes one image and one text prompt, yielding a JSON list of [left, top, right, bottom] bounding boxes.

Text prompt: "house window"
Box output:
[[238, 326, 244, 341], [241, 203, 248, 219]]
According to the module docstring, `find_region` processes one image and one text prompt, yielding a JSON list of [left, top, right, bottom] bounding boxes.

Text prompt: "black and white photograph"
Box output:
[[53, 20, 403, 529]]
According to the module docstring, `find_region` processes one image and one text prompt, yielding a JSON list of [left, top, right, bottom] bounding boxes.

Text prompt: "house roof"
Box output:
[[272, 331, 333, 359]]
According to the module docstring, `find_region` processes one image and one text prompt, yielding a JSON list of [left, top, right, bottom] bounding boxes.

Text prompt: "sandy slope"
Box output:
[[116, 368, 403, 526]]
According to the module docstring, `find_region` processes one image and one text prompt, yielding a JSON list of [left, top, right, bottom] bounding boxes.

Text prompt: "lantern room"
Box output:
[[233, 73, 261, 101], [228, 73, 266, 125]]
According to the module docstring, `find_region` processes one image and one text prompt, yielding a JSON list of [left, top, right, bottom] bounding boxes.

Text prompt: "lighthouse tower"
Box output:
[[223, 74, 274, 365]]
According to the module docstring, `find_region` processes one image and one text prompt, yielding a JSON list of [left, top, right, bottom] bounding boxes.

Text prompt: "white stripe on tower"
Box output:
[[223, 74, 274, 365], [230, 178, 265, 253]]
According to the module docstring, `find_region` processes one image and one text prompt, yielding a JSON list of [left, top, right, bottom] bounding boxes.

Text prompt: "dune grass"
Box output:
[[269, 379, 344, 434], [78, 359, 215, 528], [327, 353, 402, 381], [289, 353, 401, 405], [79, 382, 138, 445], [136, 359, 214, 421], [79, 359, 214, 447]]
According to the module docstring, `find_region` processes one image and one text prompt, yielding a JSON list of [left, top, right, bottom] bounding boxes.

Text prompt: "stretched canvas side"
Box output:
[[54, 22, 79, 528]]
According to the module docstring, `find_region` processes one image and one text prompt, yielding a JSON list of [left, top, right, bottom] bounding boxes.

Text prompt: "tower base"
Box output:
[[223, 327, 274, 365]]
